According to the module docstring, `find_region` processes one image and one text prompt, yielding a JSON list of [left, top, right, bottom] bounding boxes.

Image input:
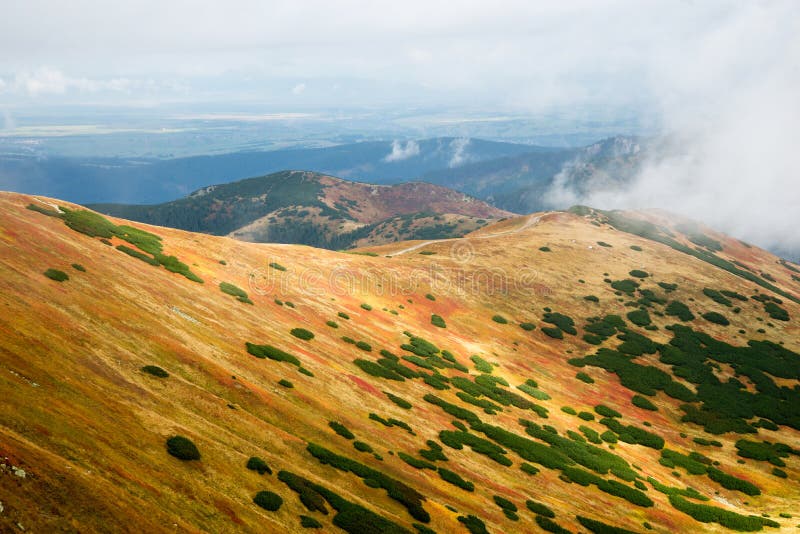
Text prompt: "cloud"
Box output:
[[543, 1, 800, 254], [384, 140, 420, 162], [448, 138, 471, 167], [9, 67, 134, 96], [292, 82, 306, 95]]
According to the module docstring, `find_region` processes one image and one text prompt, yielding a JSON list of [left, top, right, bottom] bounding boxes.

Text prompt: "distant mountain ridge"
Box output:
[[91, 170, 513, 249]]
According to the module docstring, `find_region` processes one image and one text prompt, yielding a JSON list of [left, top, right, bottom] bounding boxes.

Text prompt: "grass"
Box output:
[[44, 268, 69, 282], [166, 436, 200, 461]]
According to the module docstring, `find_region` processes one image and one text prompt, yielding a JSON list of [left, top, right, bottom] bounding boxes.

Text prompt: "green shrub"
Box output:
[[278, 379, 294, 388], [665, 300, 695, 321], [44, 268, 69, 282], [431, 314, 446, 328], [300, 515, 322, 528], [539, 246, 551, 252], [71, 263, 86, 272], [597, 241, 613, 247], [384, 391, 412, 409], [595, 404, 622, 418], [425, 293, 436, 301], [584, 295, 600, 302], [627, 309, 651, 327], [299, 365, 315, 377], [360, 303, 373, 311], [493, 495, 516, 512], [291, 328, 315, 340], [166, 435, 200, 460], [491, 314, 508, 324], [326, 320, 339, 328], [632, 395, 657, 411], [353, 359, 404, 381], [668, 494, 778, 531], [576, 515, 638, 533], [338, 312, 350, 320], [141, 365, 168, 378], [610, 279, 639, 295], [764, 302, 789, 321], [541, 326, 563, 339], [269, 262, 287, 271], [355, 341, 372, 352], [438, 467, 474, 491], [702, 311, 730, 325], [329, 421, 355, 440], [353, 441, 373, 453], [525, 499, 554, 518], [535, 515, 570, 533], [703, 288, 732, 307], [469, 355, 493, 373], [576, 372, 595, 384], [253, 490, 283, 511], [630, 245, 643, 251], [519, 322, 536, 331], [246, 343, 301, 366], [458, 515, 489, 534], [220, 282, 252, 304], [561, 406, 577, 415], [543, 312, 577, 334], [578, 411, 595, 421], [629, 270, 649, 278], [246, 456, 272, 475]]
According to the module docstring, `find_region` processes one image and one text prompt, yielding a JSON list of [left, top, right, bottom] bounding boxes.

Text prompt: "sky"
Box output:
[[0, 0, 787, 113], [1, 0, 799, 252]]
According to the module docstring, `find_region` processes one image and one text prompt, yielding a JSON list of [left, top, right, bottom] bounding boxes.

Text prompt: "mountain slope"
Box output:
[[1, 192, 800, 533], [90, 171, 513, 250]]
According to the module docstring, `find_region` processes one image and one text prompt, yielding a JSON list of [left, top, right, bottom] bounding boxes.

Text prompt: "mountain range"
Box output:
[[1, 191, 799, 533]]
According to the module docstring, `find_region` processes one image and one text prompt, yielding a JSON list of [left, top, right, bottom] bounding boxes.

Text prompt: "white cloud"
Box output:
[[10, 67, 134, 96], [292, 82, 306, 95], [384, 140, 420, 162], [448, 138, 471, 167]]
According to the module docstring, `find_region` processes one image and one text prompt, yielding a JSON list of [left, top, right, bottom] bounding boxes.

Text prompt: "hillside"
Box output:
[[2, 192, 800, 533], [90, 171, 512, 250]]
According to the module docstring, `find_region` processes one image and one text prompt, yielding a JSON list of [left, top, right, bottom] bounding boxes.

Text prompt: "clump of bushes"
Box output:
[[141, 365, 168, 378], [665, 300, 695, 321], [246, 456, 272, 475], [539, 246, 551, 252], [519, 322, 536, 331], [384, 391, 412, 409], [278, 379, 294, 388], [291, 328, 315, 340], [541, 327, 564, 339], [246, 343, 301, 366], [338, 311, 350, 320], [438, 467, 474, 491], [703, 288, 732, 307], [326, 320, 338, 328], [632, 394, 658, 411], [627, 309, 651, 327], [431, 314, 446, 328], [610, 279, 640, 295], [269, 262, 287, 271], [425, 293, 436, 301], [491, 314, 508, 324], [584, 295, 600, 302], [166, 435, 200, 460], [629, 270, 649, 278], [220, 282, 253, 304], [71, 263, 86, 272], [355, 341, 372, 352], [702, 311, 730, 326], [44, 268, 69, 282], [300, 515, 322, 528], [597, 241, 613, 247], [360, 303, 373, 311], [253, 490, 283, 511], [576, 372, 595, 384]]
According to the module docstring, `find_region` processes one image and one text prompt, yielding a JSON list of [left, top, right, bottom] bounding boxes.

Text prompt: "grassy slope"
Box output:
[[0, 192, 798, 533]]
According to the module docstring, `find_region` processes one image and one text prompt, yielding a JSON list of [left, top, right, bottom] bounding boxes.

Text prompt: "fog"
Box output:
[[545, 1, 800, 254]]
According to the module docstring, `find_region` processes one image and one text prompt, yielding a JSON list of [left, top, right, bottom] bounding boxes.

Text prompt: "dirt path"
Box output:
[[33, 197, 64, 214], [391, 214, 541, 256]]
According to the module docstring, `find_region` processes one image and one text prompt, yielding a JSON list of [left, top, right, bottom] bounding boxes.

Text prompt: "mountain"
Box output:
[[419, 136, 644, 213], [0, 138, 536, 205], [2, 191, 800, 533], [90, 171, 513, 250]]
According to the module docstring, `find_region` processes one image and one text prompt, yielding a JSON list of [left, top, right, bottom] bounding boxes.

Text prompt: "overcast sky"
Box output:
[[1, 0, 795, 112]]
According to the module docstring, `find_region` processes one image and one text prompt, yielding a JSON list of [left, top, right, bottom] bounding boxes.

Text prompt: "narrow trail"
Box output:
[[390, 214, 542, 256], [33, 197, 64, 214]]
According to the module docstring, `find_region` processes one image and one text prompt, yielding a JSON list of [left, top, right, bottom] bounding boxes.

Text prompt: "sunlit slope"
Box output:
[[0, 192, 799, 533]]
